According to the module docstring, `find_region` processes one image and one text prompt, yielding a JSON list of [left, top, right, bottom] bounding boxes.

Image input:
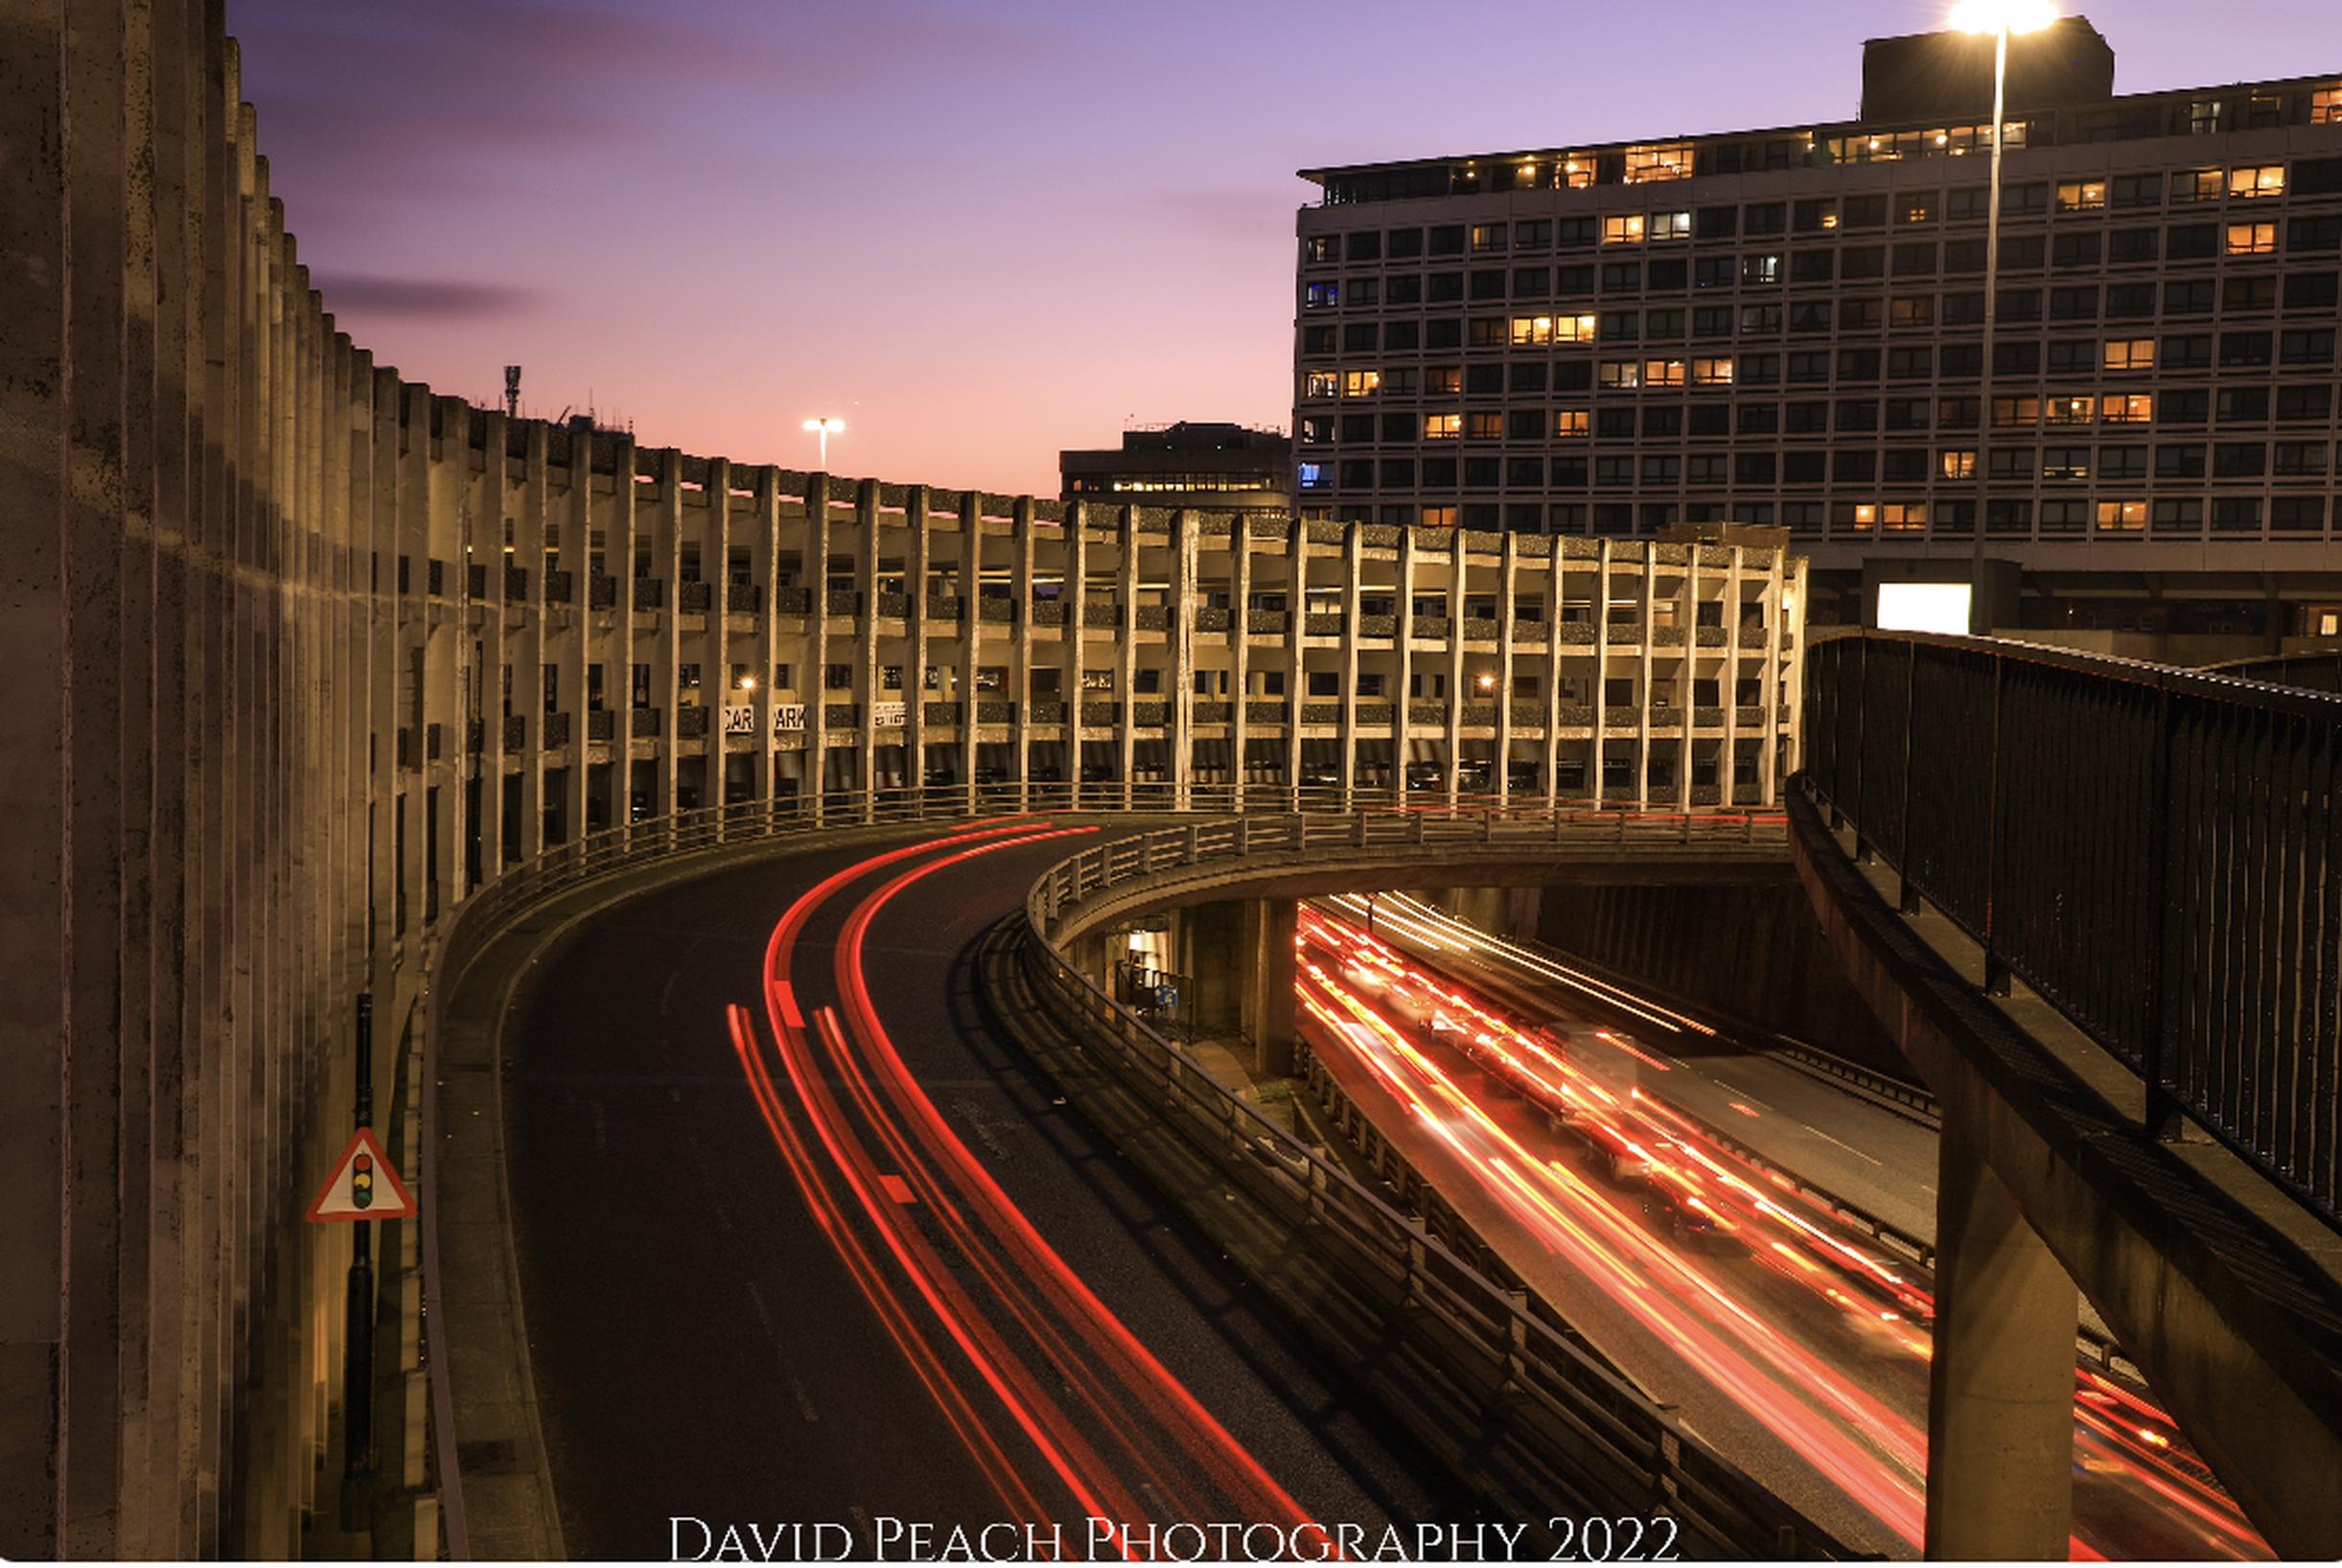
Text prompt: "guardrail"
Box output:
[[1804, 632, 2342, 1229], [2203, 650, 2342, 695], [1014, 806, 1849, 1558]]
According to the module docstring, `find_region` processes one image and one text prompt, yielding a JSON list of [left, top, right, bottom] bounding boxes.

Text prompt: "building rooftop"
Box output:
[[1297, 22, 2340, 205]]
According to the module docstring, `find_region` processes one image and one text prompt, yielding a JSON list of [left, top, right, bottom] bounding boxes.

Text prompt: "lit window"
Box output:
[[1601, 214, 1647, 245], [1510, 315, 1556, 347], [2044, 395, 2097, 426], [2096, 500, 2147, 531], [1558, 155, 1593, 190], [2102, 338, 2155, 371], [1555, 312, 1597, 343], [2229, 165, 2285, 198], [1622, 142, 1693, 183], [1643, 359, 1687, 388], [1899, 197, 1932, 224], [1303, 371, 1339, 400], [2102, 393, 2152, 423], [1939, 450, 1976, 479], [1598, 360, 1642, 389], [2225, 222, 2277, 256], [1303, 281, 1339, 310], [2170, 167, 2222, 202], [1688, 357, 1735, 386], [1341, 369, 1381, 398], [2190, 98, 2224, 135], [1423, 412, 1461, 440], [2315, 87, 2342, 126], [1650, 211, 1692, 242], [2056, 180, 2106, 212], [1421, 506, 1458, 528], [1465, 411, 1502, 440], [1880, 503, 1927, 532], [1471, 222, 1507, 252], [1296, 463, 1326, 490], [1992, 396, 2041, 427], [1554, 410, 1590, 437], [1425, 366, 1462, 395], [1848, 504, 1876, 532]]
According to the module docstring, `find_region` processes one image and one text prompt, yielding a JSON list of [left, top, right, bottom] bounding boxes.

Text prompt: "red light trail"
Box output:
[[1294, 903, 2268, 1560]]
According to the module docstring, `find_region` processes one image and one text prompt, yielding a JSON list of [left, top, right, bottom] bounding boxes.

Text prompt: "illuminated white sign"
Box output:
[[1876, 582, 1973, 635]]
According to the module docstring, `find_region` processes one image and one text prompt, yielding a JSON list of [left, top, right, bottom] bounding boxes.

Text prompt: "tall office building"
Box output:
[[1293, 18, 2342, 647], [1060, 421, 1292, 512]]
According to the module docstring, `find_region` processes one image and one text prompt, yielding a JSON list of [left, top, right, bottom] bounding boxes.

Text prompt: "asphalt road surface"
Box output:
[[502, 820, 1468, 1559]]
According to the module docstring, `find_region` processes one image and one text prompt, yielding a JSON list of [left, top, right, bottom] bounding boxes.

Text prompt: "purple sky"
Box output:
[[230, 0, 2330, 496]]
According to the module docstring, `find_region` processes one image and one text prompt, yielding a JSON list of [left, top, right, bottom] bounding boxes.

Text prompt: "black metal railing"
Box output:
[[1805, 632, 2342, 1225]]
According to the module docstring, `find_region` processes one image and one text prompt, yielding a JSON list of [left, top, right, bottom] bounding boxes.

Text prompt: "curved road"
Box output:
[[501, 819, 1467, 1558]]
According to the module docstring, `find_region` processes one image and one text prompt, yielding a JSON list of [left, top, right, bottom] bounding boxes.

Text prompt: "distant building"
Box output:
[[1060, 422, 1291, 512], [1291, 15, 2342, 657]]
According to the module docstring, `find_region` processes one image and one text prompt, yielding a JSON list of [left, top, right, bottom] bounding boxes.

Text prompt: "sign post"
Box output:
[[303, 996, 417, 1526]]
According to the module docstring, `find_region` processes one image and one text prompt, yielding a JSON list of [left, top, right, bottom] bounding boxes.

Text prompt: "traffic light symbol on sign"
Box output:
[[305, 1127, 413, 1223]]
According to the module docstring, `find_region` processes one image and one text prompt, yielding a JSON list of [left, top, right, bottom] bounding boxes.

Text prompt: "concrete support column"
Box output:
[[1241, 896, 1299, 1076], [1180, 901, 1243, 1037], [1394, 528, 1416, 808], [1923, 1107, 2079, 1560], [957, 494, 983, 805], [1115, 507, 1138, 802], [1337, 522, 1361, 807], [1009, 498, 1034, 805], [1169, 511, 1195, 809], [1443, 531, 1465, 807]]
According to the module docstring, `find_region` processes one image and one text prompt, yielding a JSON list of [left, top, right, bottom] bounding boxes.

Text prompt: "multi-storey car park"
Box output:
[[350, 414, 1803, 864], [1291, 17, 2342, 646]]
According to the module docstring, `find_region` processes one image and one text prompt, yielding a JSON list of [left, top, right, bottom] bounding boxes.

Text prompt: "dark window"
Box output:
[[1513, 266, 1550, 297], [1782, 450, 1826, 483], [2052, 232, 2101, 267], [2162, 333, 2213, 369], [1791, 249, 1836, 283], [2277, 383, 2334, 421], [2284, 271, 2341, 310], [1470, 268, 1508, 300], [1386, 227, 1424, 258], [2107, 228, 2159, 265], [2216, 386, 2270, 423], [1428, 224, 1465, 256], [2164, 279, 2216, 315], [2220, 331, 2275, 367], [1601, 262, 1641, 292], [2166, 223, 2218, 260], [1844, 194, 1889, 228], [1386, 275, 1423, 306], [2213, 441, 2266, 477]]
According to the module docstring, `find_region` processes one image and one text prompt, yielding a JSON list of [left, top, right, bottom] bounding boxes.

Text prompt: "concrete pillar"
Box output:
[[1241, 897, 1300, 1077], [1924, 1107, 2079, 1560], [1182, 902, 1245, 1037]]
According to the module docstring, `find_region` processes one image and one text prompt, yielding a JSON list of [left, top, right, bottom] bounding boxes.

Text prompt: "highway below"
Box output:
[[500, 818, 1466, 1558], [1296, 892, 2269, 1561]]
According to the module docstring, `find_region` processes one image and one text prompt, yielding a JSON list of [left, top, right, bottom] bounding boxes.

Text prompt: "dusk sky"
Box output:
[[230, 0, 2329, 496]]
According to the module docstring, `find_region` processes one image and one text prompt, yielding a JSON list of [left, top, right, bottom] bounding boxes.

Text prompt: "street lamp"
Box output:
[[800, 415, 846, 470], [1951, 0, 2056, 635]]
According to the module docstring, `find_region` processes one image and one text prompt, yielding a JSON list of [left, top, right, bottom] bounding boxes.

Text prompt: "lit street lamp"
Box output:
[[801, 415, 846, 470], [1952, 0, 2057, 635]]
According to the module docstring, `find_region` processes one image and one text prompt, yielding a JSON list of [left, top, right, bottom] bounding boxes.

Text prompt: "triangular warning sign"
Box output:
[[305, 1127, 415, 1223]]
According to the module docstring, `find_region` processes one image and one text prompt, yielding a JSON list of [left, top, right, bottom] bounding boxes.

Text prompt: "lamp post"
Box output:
[[801, 415, 845, 470], [1951, 0, 2056, 635]]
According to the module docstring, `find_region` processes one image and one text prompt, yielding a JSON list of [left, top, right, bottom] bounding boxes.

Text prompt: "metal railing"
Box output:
[[1804, 631, 2342, 1227], [1012, 807, 1844, 1557]]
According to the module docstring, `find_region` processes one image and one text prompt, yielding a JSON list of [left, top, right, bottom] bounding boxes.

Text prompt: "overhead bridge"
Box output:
[[1797, 631, 2342, 1560]]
